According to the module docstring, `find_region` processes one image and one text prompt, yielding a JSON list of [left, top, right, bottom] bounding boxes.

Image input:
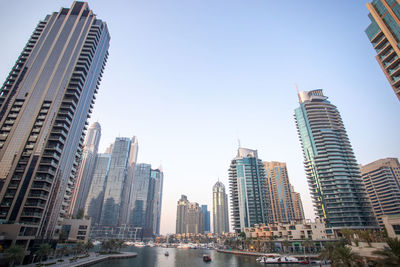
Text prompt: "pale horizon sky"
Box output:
[[0, 0, 399, 234]]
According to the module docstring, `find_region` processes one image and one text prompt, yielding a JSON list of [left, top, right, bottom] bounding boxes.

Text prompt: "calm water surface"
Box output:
[[91, 247, 299, 267]]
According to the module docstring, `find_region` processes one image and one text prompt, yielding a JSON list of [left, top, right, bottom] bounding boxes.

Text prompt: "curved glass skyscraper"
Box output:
[[294, 89, 377, 230]]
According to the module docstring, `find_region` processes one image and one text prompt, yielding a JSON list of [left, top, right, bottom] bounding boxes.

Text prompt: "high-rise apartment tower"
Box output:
[[294, 89, 377, 230], [212, 181, 230, 234], [0, 1, 109, 250], [263, 161, 296, 223], [365, 0, 400, 101], [229, 148, 269, 232], [361, 158, 400, 226]]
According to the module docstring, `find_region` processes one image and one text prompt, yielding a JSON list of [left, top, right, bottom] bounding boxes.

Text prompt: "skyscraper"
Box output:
[[294, 89, 377, 230], [361, 158, 400, 226], [365, 0, 400, 101], [263, 161, 296, 223], [129, 163, 163, 238], [291, 185, 305, 221], [130, 164, 152, 228], [175, 195, 203, 234], [99, 137, 137, 226], [176, 195, 189, 234], [0, 1, 109, 249], [229, 148, 269, 232], [212, 181, 230, 234], [84, 153, 111, 225], [69, 122, 101, 217], [201, 205, 210, 233]]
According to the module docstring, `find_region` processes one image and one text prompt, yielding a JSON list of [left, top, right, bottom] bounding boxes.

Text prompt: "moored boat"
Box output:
[[257, 256, 299, 264]]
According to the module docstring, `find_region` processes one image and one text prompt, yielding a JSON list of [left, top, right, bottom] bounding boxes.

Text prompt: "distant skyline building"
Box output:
[[201, 205, 210, 233], [263, 161, 296, 223], [0, 1, 109, 250], [291, 185, 305, 221], [69, 122, 101, 217], [130, 163, 151, 228], [365, 0, 400, 101], [212, 181, 230, 234], [361, 158, 400, 226], [176, 195, 189, 234], [175, 195, 203, 234], [99, 137, 137, 226], [143, 166, 163, 238], [294, 89, 377, 230], [228, 148, 269, 232], [84, 153, 111, 225]]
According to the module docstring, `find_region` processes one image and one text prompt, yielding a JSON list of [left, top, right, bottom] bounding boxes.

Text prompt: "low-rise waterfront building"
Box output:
[[243, 219, 335, 241], [382, 214, 400, 239], [61, 218, 91, 243]]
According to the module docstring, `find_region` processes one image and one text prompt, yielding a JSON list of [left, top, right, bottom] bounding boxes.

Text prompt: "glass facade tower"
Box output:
[[365, 0, 400, 101], [69, 122, 101, 217], [212, 181, 230, 234], [201, 205, 210, 233], [294, 89, 377, 229], [99, 137, 137, 226], [228, 148, 269, 232], [84, 153, 111, 225], [0, 1, 109, 250]]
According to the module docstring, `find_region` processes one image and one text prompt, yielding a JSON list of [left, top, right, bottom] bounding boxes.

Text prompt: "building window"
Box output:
[[393, 224, 400, 235]]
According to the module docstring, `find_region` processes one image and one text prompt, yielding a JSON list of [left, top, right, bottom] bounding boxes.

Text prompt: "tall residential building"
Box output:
[[263, 161, 296, 223], [69, 122, 101, 217], [291, 185, 305, 221], [361, 158, 400, 226], [130, 164, 151, 228], [151, 167, 163, 236], [212, 181, 230, 234], [365, 0, 400, 101], [201, 205, 210, 233], [176, 195, 189, 234], [99, 137, 137, 226], [228, 148, 269, 232], [0, 1, 109, 250], [84, 153, 111, 225], [187, 202, 203, 234], [175, 195, 203, 234], [294, 89, 377, 230]]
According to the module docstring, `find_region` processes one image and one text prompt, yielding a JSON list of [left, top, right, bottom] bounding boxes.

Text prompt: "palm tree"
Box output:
[[341, 229, 354, 244], [358, 230, 373, 247], [320, 244, 363, 267], [36, 243, 52, 264], [372, 237, 400, 267], [281, 240, 290, 254], [4, 245, 25, 267], [85, 240, 94, 254], [302, 240, 315, 254]]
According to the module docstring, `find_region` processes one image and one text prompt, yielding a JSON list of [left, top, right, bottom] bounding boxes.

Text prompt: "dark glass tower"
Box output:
[[294, 89, 377, 230], [0, 1, 110, 250]]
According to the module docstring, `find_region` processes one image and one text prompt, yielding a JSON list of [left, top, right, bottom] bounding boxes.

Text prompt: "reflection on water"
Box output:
[[91, 247, 299, 267]]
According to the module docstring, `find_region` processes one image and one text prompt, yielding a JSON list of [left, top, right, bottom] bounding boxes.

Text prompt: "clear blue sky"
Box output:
[[0, 1, 399, 234]]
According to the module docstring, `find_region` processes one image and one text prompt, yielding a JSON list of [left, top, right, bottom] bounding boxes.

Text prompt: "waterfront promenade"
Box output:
[[216, 249, 321, 259], [24, 252, 137, 267]]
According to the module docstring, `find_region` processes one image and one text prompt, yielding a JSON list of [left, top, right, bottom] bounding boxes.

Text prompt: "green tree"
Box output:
[[358, 230, 373, 247], [302, 240, 315, 254], [281, 240, 290, 254], [372, 237, 400, 267], [320, 244, 363, 267], [76, 209, 84, 219], [85, 240, 94, 253], [4, 245, 25, 267], [36, 243, 52, 264]]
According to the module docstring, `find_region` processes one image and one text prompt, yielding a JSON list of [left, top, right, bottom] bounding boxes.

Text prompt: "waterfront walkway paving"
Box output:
[[23, 251, 137, 267]]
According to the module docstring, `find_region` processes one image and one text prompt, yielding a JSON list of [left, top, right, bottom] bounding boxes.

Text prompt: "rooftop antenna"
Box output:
[[237, 138, 241, 148]]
